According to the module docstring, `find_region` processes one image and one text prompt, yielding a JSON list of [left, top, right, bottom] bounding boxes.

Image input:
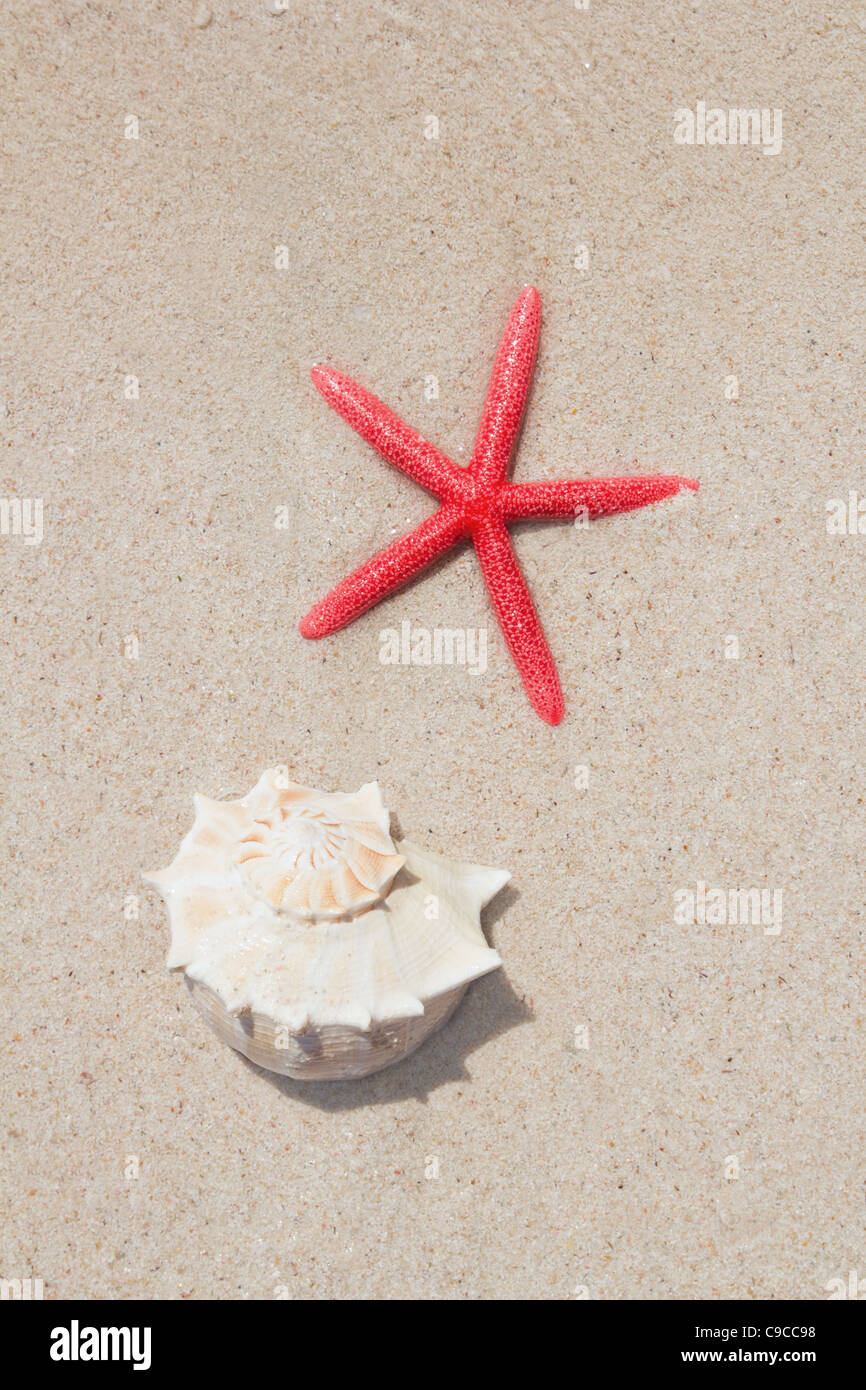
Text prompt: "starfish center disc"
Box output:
[[462, 491, 497, 526]]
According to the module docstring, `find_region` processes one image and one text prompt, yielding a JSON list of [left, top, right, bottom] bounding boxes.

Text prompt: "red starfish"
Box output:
[[300, 287, 698, 724]]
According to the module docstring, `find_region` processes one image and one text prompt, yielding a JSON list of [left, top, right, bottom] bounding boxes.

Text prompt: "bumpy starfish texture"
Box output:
[[300, 287, 698, 724]]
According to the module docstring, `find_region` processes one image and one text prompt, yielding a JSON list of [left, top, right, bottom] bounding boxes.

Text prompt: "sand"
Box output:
[[1, 0, 864, 1299]]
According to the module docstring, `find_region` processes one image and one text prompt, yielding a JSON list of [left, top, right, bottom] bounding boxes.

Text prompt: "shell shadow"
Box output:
[[237, 884, 530, 1110]]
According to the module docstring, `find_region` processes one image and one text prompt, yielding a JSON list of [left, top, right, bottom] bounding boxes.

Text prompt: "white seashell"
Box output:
[[144, 769, 510, 1080]]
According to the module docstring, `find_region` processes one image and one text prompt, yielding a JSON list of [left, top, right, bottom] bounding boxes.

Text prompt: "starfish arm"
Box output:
[[501, 474, 699, 519], [299, 505, 467, 638], [472, 514, 564, 725], [311, 366, 463, 499], [470, 286, 541, 488]]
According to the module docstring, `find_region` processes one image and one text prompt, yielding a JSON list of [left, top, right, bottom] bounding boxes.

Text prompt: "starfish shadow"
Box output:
[[236, 884, 530, 1111]]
